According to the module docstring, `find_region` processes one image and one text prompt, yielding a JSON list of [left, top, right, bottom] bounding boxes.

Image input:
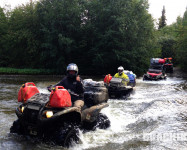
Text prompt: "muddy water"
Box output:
[[0, 71, 186, 150]]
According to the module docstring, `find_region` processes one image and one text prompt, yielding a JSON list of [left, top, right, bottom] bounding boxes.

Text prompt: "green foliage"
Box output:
[[156, 7, 187, 72], [158, 36, 176, 59], [158, 6, 167, 29], [35, 0, 84, 73], [0, 7, 9, 66], [5, 3, 41, 68], [0, 0, 163, 76], [78, 0, 157, 75], [157, 26, 177, 62], [175, 8, 187, 71], [0, 67, 54, 75]]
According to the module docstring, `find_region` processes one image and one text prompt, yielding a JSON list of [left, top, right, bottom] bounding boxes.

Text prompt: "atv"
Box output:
[[10, 81, 110, 147], [104, 77, 133, 99], [164, 57, 173, 73], [143, 68, 167, 81], [143, 58, 167, 81]]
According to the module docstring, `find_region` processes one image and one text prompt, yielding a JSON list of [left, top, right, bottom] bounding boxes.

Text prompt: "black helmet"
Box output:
[[67, 63, 78, 79]]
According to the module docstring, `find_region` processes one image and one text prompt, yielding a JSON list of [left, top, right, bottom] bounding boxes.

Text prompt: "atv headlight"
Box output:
[[46, 111, 53, 118], [21, 106, 24, 113]]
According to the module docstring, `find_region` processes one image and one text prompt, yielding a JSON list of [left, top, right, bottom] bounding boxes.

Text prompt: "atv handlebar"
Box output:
[[47, 85, 52, 92]]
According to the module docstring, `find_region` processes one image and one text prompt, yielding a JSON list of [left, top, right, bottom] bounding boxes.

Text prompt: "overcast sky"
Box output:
[[149, 0, 187, 24], [0, 0, 187, 25]]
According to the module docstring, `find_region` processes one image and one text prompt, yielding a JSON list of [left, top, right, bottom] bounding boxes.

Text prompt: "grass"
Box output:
[[0, 67, 55, 75]]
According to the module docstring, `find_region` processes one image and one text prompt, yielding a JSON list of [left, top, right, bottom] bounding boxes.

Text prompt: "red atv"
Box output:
[[143, 58, 167, 81]]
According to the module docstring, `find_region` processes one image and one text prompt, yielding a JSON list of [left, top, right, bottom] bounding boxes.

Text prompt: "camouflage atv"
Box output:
[[10, 81, 110, 147], [105, 77, 133, 99]]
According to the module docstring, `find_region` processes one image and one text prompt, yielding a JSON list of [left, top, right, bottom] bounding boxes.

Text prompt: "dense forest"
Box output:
[[0, 0, 186, 76]]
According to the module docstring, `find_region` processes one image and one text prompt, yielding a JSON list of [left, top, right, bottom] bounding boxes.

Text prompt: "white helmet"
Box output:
[[118, 66, 124, 75]]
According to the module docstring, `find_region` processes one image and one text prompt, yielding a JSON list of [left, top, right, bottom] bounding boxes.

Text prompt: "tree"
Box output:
[[35, 0, 84, 73], [158, 36, 176, 59], [158, 6, 167, 29], [176, 7, 187, 71], [6, 3, 40, 68], [0, 0, 159, 76], [79, 0, 157, 75], [0, 7, 9, 66]]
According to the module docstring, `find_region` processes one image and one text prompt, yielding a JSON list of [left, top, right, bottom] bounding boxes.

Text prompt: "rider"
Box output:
[[48, 63, 84, 110], [114, 66, 129, 85], [164, 58, 172, 64]]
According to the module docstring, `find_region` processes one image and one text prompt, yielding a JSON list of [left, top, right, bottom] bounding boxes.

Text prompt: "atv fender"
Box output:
[[38, 107, 81, 124], [81, 103, 109, 122]]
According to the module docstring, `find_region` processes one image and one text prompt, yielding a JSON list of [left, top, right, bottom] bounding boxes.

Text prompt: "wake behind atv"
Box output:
[[10, 81, 110, 147]]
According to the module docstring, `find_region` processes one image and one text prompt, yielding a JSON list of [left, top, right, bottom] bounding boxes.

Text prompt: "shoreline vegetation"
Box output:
[[0, 67, 186, 79], [0, 67, 107, 79], [0, 67, 54, 75]]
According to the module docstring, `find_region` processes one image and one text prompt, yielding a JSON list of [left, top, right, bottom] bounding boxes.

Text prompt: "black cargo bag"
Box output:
[[83, 79, 108, 107]]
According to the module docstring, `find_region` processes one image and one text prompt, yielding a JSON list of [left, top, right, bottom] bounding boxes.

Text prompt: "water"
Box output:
[[0, 71, 187, 150]]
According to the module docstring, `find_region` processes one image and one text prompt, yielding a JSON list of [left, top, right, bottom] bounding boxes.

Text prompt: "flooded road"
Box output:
[[0, 71, 187, 150]]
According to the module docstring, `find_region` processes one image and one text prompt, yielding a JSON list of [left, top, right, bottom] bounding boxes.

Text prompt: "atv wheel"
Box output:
[[82, 113, 110, 131], [55, 125, 79, 148], [96, 113, 110, 129], [10, 119, 24, 134], [143, 76, 146, 81]]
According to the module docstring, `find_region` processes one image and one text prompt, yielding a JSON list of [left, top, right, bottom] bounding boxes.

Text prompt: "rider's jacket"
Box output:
[[114, 72, 129, 85], [55, 76, 84, 103]]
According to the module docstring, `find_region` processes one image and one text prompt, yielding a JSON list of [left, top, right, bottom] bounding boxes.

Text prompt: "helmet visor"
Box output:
[[118, 69, 123, 73], [68, 70, 76, 75]]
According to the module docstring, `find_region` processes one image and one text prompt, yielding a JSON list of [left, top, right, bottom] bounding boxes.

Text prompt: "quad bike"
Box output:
[[143, 68, 167, 81], [143, 58, 167, 81], [164, 57, 173, 73], [10, 82, 110, 147], [104, 76, 133, 99]]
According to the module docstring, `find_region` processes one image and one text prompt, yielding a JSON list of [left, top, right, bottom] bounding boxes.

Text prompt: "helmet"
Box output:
[[67, 63, 78, 79], [118, 66, 124, 75]]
